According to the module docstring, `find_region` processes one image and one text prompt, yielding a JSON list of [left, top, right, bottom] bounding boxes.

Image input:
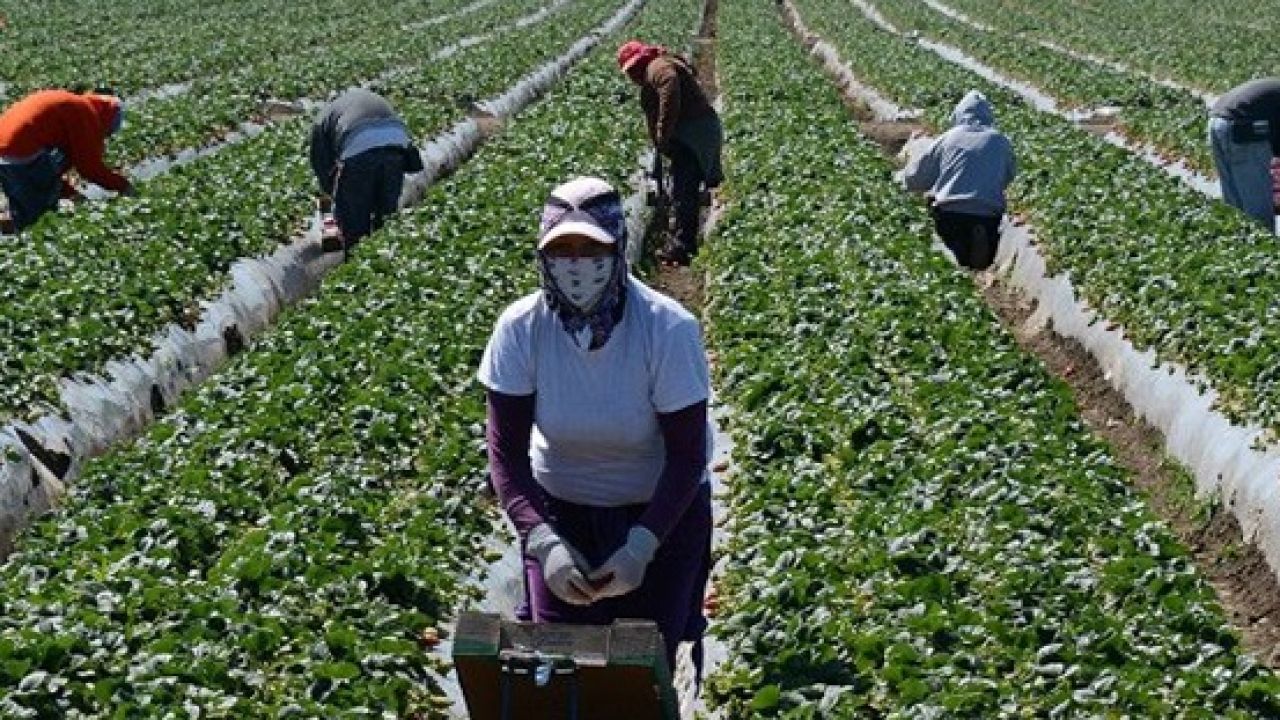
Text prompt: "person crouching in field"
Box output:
[[478, 176, 714, 671], [903, 90, 1017, 271], [309, 88, 424, 252], [0, 89, 133, 232]]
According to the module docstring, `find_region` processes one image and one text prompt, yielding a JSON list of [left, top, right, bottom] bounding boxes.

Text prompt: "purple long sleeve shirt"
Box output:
[[485, 390, 708, 544]]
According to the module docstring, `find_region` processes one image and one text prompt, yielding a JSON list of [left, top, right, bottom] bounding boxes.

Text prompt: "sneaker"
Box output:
[[320, 217, 345, 253]]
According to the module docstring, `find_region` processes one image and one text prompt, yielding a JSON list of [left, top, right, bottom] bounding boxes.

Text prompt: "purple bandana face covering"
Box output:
[[537, 178, 630, 350]]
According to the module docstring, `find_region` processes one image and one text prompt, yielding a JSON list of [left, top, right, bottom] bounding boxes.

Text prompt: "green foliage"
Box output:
[[703, 2, 1280, 716], [0, 0, 700, 713]]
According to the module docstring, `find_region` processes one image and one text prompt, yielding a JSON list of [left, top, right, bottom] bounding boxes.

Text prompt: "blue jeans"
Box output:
[[0, 148, 67, 231], [1209, 116, 1275, 232]]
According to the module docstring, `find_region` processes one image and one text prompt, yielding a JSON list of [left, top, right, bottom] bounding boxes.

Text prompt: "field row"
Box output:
[[0, 0, 457, 98], [0, 0, 703, 713], [934, 0, 1277, 94], [702, 1, 1280, 715], [868, 0, 1213, 172]]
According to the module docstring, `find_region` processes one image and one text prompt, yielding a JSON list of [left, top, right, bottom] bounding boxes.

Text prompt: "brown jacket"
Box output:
[[639, 55, 715, 149]]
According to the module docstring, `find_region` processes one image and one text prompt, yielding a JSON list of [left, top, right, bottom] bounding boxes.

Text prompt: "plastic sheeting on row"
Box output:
[[403, 0, 499, 32], [780, 0, 918, 124], [800, 0, 1280, 584], [993, 220, 1280, 582], [917, 0, 1217, 106], [0, 0, 650, 555], [847, 0, 1225, 200]]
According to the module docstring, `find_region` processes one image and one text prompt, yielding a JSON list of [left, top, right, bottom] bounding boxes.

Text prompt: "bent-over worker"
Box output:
[[617, 40, 723, 266], [0, 89, 132, 232], [1209, 78, 1280, 232], [309, 88, 424, 251]]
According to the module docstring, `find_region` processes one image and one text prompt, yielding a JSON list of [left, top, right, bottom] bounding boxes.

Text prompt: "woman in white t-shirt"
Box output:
[[478, 176, 713, 668]]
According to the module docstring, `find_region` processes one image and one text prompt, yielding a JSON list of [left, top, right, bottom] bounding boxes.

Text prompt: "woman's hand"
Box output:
[[589, 526, 659, 599], [527, 524, 596, 606]]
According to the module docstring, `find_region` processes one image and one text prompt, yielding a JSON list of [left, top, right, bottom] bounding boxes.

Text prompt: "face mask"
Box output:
[[547, 256, 615, 312]]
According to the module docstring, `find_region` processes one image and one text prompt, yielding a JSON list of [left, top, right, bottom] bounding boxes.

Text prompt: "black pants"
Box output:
[[0, 149, 67, 231], [332, 147, 406, 243], [669, 141, 705, 256], [931, 208, 1001, 270]]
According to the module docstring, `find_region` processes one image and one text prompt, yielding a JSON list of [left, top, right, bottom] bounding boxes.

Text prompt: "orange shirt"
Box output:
[[0, 90, 128, 192]]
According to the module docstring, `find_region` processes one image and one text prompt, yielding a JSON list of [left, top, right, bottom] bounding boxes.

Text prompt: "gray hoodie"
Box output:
[[904, 91, 1016, 217]]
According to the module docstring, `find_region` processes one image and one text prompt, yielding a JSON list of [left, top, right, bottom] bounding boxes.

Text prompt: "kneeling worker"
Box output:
[[903, 90, 1016, 271], [309, 88, 424, 252], [0, 89, 133, 232]]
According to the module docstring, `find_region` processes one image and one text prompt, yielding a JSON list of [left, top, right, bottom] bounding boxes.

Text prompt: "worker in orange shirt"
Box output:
[[0, 89, 134, 232]]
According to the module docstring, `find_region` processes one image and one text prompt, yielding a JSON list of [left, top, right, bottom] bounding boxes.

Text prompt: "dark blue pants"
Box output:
[[669, 141, 705, 255], [332, 147, 406, 243], [520, 483, 713, 668], [0, 149, 67, 231]]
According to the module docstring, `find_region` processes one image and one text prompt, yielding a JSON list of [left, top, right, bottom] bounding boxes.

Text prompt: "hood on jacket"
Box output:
[[84, 93, 123, 136], [950, 90, 994, 128]]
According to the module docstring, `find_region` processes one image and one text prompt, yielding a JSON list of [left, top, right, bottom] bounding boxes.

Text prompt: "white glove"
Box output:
[[527, 524, 595, 606], [588, 526, 660, 600]]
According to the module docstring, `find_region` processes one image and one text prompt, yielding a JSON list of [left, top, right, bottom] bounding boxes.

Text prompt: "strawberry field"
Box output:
[[2, 0, 1280, 716]]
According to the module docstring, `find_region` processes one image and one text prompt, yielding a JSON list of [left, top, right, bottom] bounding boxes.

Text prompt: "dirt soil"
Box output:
[[774, 1, 1280, 669], [983, 277, 1280, 667]]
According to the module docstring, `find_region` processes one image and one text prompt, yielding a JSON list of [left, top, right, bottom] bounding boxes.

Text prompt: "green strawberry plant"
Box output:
[[702, 1, 1280, 715], [791, 0, 1280, 438], [0, 0, 699, 713], [0, 0, 622, 426]]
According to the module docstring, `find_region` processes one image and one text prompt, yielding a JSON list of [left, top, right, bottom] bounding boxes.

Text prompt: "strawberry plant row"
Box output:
[[869, 0, 1213, 172], [790, 0, 1280, 437], [107, 0, 548, 166], [0, 0, 449, 98], [930, 0, 1273, 95], [0, 0, 621, 425], [0, 0, 698, 712], [702, 2, 1280, 715]]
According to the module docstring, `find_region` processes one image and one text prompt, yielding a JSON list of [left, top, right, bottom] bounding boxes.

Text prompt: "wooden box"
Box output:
[[452, 612, 679, 719]]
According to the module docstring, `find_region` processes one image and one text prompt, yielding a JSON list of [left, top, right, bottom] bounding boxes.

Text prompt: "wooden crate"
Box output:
[[453, 612, 679, 719]]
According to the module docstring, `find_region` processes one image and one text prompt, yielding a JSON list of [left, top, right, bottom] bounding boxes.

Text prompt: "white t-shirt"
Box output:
[[478, 276, 711, 507]]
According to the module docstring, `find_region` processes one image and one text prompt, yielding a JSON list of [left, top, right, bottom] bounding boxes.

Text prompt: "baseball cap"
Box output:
[[538, 176, 627, 249]]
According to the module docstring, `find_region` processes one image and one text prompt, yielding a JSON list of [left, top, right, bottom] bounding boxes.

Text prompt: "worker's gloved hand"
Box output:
[[588, 525, 659, 600], [527, 523, 595, 606]]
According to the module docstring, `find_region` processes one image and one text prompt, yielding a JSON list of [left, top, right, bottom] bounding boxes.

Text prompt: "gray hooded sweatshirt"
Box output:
[[904, 91, 1016, 217]]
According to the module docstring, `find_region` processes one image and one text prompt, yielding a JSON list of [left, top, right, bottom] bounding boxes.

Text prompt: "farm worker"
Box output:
[[617, 39, 723, 266], [903, 90, 1016, 271], [0, 89, 133, 232], [478, 176, 713, 670], [1209, 78, 1280, 232], [308, 88, 424, 251]]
